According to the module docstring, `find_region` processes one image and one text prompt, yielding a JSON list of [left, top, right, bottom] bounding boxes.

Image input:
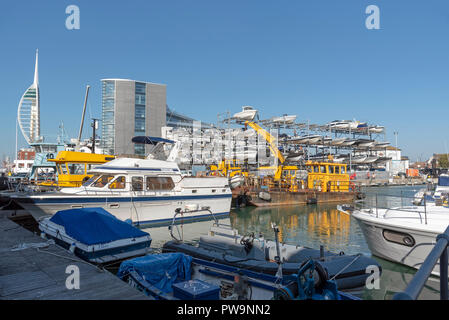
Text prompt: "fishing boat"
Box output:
[[39, 207, 152, 263], [342, 200, 449, 276], [11, 137, 232, 227], [162, 211, 381, 291], [232, 106, 258, 122]]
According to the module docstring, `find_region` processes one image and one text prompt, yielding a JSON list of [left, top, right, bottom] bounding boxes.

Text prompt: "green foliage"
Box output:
[[438, 154, 449, 168]]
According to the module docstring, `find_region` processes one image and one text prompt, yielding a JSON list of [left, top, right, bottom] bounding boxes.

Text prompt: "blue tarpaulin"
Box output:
[[117, 253, 192, 294], [49, 207, 149, 245]]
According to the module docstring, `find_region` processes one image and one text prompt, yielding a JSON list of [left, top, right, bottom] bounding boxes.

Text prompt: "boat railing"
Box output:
[[393, 225, 449, 300], [358, 192, 430, 225]]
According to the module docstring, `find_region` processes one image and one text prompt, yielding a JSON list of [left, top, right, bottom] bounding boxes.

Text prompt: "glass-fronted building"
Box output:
[[101, 79, 166, 156], [100, 78, 211, 157]]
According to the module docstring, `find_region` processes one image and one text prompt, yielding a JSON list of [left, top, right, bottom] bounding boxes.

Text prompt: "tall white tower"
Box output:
[[17, 49, 41, 144]]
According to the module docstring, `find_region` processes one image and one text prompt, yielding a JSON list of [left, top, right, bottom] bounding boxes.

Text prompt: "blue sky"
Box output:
[[1, 0, 449, 161]]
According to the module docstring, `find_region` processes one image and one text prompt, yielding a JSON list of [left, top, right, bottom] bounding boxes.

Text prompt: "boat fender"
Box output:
[[40, 232, 46, 239], [69, 243, 76, 254], [339, 251, 345, 256]]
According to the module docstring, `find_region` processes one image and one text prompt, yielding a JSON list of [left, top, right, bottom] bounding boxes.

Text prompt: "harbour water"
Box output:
[[143, 185, 441, 300]]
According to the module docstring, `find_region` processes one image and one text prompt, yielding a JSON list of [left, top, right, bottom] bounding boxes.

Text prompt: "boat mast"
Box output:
[[77, 85, 90, 150]]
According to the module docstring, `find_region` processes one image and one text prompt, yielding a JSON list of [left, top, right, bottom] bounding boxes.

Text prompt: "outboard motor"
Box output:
[[274, 259, 340, 300]]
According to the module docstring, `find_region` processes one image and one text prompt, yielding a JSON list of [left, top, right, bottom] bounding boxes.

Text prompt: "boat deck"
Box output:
[[0, 210, 150, 300]]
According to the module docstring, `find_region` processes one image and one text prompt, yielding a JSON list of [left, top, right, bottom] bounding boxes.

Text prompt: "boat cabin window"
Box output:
[[109, 176, 126, 189], [334, 166, 340, 174], [328, 166, 334, 174], [82, 175, 100, 187], [68, 163, 85, 175], [146, 176, 175, 191], [58, 164, 68, 175], [341, 166, 346, 174], [320, 165, 326, 174], [93, 175, 114, 188], [313, 165, 319, 173], [132, 176, 143, 191]]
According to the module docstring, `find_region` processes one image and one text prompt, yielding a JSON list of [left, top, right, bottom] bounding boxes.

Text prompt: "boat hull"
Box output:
[[14, 193, 232, 227], [353, 212, 444, 276]]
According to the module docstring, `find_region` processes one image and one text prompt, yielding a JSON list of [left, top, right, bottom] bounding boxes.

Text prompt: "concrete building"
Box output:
[[101, 79, 167, 156]]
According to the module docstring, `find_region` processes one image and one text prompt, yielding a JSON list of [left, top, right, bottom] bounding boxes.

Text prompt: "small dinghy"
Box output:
[[39, 207, 152, 264], [163, 217, 381, 290], [117, 252, 359, 300]]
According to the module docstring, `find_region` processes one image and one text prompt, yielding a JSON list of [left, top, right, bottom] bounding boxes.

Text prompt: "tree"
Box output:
[[438, 154, 449, 168]]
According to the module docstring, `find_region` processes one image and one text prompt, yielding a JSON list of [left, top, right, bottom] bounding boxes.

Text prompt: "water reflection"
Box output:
[[141, 185, 441, 299], [231, 204, 369, 256], [362, 257, 440, 300]]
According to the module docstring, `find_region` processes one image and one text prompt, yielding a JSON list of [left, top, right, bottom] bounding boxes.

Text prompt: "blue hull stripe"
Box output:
[[26, 194, 232, 204], [134, 211, 230, 227]]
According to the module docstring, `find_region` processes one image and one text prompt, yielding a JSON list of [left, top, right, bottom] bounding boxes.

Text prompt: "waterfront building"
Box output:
[[101, 79, 167, 156]]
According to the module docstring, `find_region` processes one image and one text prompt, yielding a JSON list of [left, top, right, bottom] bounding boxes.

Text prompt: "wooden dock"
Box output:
[[0, 211, 149, 300]]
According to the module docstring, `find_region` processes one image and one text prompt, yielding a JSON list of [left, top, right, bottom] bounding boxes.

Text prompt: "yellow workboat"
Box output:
[[306, 161, 350, 192], [39, 151, 115, 188]]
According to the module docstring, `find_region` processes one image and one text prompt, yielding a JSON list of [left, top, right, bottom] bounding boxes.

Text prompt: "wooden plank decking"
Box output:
[[0, 211, 149, 300]]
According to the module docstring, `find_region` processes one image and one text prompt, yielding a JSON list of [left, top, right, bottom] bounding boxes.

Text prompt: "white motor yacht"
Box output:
[[10, 137, 232, 227], [343, 201, 449, 276]]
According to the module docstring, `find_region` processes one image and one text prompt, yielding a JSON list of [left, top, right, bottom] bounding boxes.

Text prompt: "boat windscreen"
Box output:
[[82, 175, 100, 187]]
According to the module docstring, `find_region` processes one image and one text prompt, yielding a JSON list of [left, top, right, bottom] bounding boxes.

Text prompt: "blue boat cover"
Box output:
[[117, 253, 192, 294], [49, 207, 149, 245]]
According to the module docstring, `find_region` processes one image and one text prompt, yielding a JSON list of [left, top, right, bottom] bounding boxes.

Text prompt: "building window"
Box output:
[[134, 144, 145, 156], [134, 82, 147, 156], [101, 80, 115, 155]]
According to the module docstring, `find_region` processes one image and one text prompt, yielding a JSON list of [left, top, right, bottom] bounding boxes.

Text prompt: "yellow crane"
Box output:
[[244, 121, 289, 181]]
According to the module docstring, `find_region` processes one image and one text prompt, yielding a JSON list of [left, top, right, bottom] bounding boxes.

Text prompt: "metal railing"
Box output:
[[358, 192, 430, 225], [393, 225, 449, 300]]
